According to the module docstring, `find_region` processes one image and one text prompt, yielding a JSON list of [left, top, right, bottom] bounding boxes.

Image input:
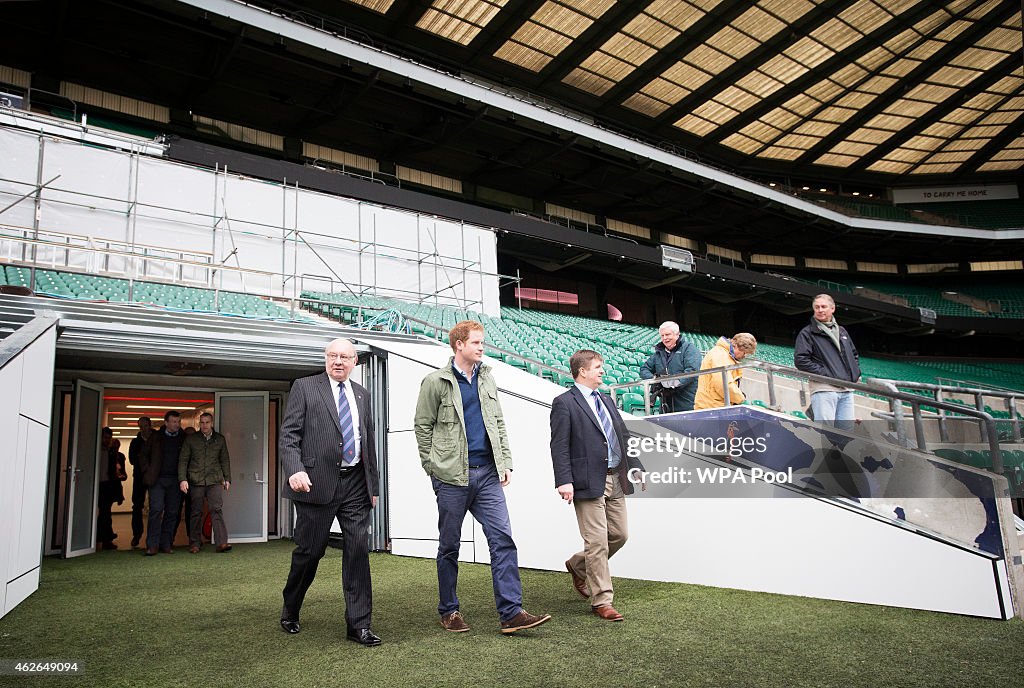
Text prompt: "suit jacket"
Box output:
[[550, 386, 643, 500], [279, 372, 380, 505]]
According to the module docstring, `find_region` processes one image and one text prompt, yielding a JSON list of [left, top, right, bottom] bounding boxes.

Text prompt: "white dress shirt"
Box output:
[[330, 377, 362, 465]]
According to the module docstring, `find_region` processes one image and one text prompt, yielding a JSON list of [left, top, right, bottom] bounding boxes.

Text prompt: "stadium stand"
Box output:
[[300, 291, 1024, 401], [3, 266, 313, 322], [900, 200, 1024, 230]]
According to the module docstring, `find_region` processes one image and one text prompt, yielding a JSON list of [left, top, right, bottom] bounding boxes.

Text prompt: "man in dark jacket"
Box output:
[[639, 321, 701, 412], [139, 410, 186, 555], [794, 294, 861, 429], [551, 349, 644, 622], [97, 428, 126, 550], [178, 412, 232, 553], [127, 416, 152, 548]]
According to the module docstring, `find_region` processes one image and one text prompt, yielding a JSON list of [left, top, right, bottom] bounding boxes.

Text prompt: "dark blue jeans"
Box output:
[[147, 475, 181, 550], [433, 467, 522, 622]]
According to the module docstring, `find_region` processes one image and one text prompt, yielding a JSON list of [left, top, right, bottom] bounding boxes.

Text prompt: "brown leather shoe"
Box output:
[[216, 544, 232, 553], [189, 545, 200, 554], [440, 611, 470, 632], [160, 546, 174, 554], [145, 547, 158, 556], [566, 560, 590, 599], [499, 609, 551, 634], [592, 604, 623, 621]]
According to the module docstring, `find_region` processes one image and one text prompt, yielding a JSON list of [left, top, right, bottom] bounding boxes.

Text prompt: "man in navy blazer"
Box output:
[[279, 338, 381, 646], [550, 349, 644, 622]]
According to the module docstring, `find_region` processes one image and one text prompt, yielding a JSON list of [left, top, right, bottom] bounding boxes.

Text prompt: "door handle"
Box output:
[[254, 472, 267, 485]]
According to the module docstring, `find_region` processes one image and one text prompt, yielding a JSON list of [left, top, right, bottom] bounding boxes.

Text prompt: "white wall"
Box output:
[[367, 334, 1016, 619], [0, 126, 501, 314], [0, 321, 57, 619]]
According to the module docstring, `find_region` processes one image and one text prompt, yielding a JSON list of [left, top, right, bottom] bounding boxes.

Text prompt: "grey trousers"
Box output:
[[189, 483, 229, 547]]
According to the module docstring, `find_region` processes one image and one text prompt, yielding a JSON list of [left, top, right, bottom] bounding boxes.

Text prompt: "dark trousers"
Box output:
[[432, 466, 523, 622], [147, 475, 181, 550], [175, 492, 192, 540], [189, 483, 228, 547], [96, 481, 116, 545], [282, 467, 372, 629], [131, 479, 146, 539]]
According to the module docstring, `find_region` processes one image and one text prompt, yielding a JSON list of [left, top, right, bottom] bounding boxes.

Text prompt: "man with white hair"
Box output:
[[279, 338, 382, 645], [639, 321, 701, 412]]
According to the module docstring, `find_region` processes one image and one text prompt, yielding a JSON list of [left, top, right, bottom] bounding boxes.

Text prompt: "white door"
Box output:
[[215, 391, 269, 543], [64, 381, 103, 558]]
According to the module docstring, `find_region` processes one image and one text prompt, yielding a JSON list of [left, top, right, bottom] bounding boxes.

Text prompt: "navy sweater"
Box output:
[[454, 364, 494, 468]]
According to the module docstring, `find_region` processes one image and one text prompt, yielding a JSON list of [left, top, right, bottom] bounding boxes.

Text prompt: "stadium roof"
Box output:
[[272, 0, 1024, 180], [1, 0, 1022, 264]]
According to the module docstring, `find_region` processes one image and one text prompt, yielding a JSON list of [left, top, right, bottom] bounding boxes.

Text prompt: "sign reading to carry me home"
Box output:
[[892, 184, 1019, 204]]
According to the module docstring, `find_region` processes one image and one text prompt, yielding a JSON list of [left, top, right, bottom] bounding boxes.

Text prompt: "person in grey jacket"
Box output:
[[639, 321, 701, 412], [178, 412, 232, 553], [794, 294, 861, 429]]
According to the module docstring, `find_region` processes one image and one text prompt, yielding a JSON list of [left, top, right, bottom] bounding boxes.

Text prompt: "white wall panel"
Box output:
[[1, 323, 56, 620], [363, 332, 1016, 619], [40, 139, 131, 238], [136, 157, 216, 220], [0, 360, 21, 616], [13, 419, 48, 580], [0, 129, 42, 234], [19, 327, 56, 423], [4, 124, 501, 313]]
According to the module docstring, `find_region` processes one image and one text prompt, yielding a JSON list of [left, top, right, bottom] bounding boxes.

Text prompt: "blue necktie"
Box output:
[[338, 384, 356, 465], [592, 390, 621, 469]]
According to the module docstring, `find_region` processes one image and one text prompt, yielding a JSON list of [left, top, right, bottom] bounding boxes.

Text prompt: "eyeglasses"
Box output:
[[326, 353, 357, 362]]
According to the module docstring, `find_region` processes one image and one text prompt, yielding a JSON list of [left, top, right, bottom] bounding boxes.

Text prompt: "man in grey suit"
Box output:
[[279, 338, 381, 646], [550, 349, 644, 622]]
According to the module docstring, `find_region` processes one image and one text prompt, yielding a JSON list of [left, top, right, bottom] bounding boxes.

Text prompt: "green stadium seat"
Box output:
[[619, 393, 646, 416]]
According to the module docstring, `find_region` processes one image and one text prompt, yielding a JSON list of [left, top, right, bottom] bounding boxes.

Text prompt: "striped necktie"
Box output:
[[591, 390, 621, 469], [338, 383, 356, 465]]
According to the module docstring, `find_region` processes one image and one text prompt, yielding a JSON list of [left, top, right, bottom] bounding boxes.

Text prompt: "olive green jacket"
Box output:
[[414, 358, 513, 486], [178, 430, 231, 486]]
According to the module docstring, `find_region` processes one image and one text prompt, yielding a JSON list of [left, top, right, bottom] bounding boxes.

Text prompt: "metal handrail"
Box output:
[[607, 359, 1006, 473], [873, 379, 1022, 443]]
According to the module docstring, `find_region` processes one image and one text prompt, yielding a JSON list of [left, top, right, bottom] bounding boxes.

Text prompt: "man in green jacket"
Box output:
[[414, 320, 550, 636], [178, 412, 232, 553]]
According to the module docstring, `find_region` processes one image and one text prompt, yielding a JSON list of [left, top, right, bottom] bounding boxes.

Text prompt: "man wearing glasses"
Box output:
[[279, 338, 382, 646]]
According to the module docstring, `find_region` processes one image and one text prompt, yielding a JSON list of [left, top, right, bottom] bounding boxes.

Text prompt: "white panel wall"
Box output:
[[0, 323, 57, 619], [0, 127, 501, 315], [385, 349, 474, 561], [367, 334, 1014, 619]]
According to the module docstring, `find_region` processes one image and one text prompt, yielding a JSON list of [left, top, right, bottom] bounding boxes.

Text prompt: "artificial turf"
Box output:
[[1, 540, 1022, 688]]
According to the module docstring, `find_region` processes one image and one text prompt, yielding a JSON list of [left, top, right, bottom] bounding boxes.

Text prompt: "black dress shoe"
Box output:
[[280, 619, 301, 634], [346, 627, 381, 646]]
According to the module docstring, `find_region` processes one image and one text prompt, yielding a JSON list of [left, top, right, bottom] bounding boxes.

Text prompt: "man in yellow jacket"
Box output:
[[694, 334, 758, 410]]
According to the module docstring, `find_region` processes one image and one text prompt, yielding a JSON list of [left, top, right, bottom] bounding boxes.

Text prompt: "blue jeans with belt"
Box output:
[[432, 466, 522, 622]]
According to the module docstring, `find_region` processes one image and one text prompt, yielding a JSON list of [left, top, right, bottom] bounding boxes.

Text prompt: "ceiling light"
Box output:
[[125, 405, 204, 410]]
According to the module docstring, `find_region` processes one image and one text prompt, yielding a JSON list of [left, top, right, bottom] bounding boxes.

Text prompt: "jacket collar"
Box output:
[[440, 356, 489, 381], [568, 385, 606, 434], [655, 340, 684, 354]]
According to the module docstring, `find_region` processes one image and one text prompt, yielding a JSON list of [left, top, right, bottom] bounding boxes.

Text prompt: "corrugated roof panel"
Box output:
[[721, 132, 764, 153], [674, 114, 718, 136]]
